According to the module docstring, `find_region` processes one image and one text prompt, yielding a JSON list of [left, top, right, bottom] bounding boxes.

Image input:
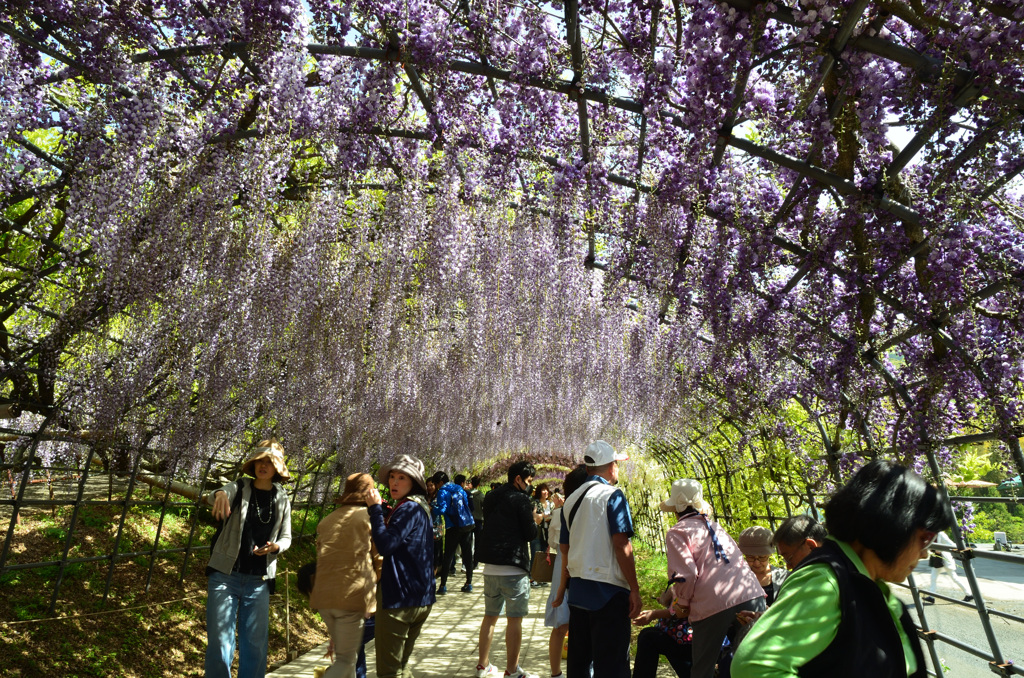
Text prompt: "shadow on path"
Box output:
[[271, 578, 677, 678]]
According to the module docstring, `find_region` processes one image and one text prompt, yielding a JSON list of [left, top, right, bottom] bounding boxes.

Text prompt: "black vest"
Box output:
[[796, 541, 927, 678]]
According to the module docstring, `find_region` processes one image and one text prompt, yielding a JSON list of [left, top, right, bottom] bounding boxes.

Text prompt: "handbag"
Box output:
[[656, 616, 694, 645], [928, 552, 944, 568], [531, 552, 555, 583]]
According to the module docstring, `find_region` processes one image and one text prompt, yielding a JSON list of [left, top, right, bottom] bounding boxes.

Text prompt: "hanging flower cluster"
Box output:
[[1, 0, 1022, 480]]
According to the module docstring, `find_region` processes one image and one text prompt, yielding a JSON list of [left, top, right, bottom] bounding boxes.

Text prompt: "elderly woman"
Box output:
[[736, 526, 789, 620], [662, 479, 765, 678], [204, 439, 293, 678], [732, 459, 954, 678]]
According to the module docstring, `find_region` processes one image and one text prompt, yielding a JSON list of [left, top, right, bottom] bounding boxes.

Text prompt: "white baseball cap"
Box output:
[[584, 440, 629, 467]]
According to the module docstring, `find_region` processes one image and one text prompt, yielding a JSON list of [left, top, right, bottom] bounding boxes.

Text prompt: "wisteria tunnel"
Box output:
[[1, 0, 1023, 674]]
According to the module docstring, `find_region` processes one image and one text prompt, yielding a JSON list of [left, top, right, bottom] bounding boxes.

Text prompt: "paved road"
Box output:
[[271, 577, 678, 678], [895, 546, 1024, 677]]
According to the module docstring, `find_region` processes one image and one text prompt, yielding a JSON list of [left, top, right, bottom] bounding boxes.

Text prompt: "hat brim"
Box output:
[[241, 450, 291, 479], [660, 498, 711, 514]]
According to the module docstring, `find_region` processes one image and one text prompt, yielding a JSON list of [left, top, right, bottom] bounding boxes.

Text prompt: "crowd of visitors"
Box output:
[[202, 441, 949, 678]]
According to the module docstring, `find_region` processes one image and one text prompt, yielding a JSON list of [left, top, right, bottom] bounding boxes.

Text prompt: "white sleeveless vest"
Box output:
[[564, 480, 629, 590]]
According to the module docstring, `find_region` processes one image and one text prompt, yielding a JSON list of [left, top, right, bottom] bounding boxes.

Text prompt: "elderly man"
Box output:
[[557, 440, 640, 678], [772, 515, 827, 570]]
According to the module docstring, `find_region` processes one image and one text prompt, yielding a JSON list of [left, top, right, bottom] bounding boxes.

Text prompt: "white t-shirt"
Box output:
[[482, 563, 528, 576]]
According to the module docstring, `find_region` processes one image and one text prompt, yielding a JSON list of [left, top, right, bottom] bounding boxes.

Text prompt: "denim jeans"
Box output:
[[206, 570, 271, 678], [356, 616, 375, 678]]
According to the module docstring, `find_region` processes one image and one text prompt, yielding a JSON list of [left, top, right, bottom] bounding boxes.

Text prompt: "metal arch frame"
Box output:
[[0, 4, 1022, 671]]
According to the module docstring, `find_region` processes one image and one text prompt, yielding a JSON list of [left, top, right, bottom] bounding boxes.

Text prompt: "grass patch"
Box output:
[[0, 513, 326, 677]]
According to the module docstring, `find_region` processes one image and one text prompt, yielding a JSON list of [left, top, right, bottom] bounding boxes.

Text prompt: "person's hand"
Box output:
[[628, 588, 642, 619], [670, 599, 689, 619], [553, 585, 566, 608], [211, 491, 230, 521], [546, 553, 553, 565], [324, 639, 334, 661], [253, 542, 278, 556], [736, 610, 761, 625], [632, 609, 655, 626], [365, 488, 382, 507]]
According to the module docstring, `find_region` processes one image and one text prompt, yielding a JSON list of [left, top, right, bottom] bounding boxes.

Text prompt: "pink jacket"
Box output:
[[666, 513, 764, 622]]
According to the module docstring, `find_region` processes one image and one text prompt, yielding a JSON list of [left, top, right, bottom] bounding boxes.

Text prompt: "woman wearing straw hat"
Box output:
[[364, 454, 436, 678], [661, 479, 765, 678], [312, 473, 381, 678], [203, 438, 293, 678]]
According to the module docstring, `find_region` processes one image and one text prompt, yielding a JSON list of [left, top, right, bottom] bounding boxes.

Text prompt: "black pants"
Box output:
[[439, 525, 474, 588], [632, 627, 692, 678], [472, 522, 483, 569], [568, 591, 631, 678]]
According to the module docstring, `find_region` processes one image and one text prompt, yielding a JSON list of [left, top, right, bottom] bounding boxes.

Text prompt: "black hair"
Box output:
[[533, 482, 551, 499], [825, 459, 954, 565], [563, 464, 589, 498], [454, 474, 467, 486], [431, 471, 450, 485], [772, 515, 828, 546], [297, 561, 316, 597], [471, 476, 481, 487], [507, 460, 536, 485], [406, 480, 427, 497]]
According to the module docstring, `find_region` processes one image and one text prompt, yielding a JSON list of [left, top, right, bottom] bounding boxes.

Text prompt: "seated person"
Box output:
[[632, 585, 694, 678], [772, 515, 827, 571], [735, 526, 789, 626]]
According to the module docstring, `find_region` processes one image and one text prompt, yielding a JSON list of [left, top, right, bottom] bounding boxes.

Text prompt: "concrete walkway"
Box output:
[[271, 580, 678, 678]]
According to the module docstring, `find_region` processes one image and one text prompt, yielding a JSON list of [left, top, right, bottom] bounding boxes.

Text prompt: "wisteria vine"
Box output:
[[0, 0, 1022, 483]]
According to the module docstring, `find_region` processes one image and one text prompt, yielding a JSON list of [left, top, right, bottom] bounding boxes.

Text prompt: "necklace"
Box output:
[[253, 490, 274, 525]]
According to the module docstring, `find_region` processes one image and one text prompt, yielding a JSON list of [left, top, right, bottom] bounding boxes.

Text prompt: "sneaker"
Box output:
[[922, 595, 935, 605], [461, 584, 473, 592], [436, 585, 447, 595], [964, 595, 974, 602], [475, 664, 499, 678], [505, 667, 539, 678]]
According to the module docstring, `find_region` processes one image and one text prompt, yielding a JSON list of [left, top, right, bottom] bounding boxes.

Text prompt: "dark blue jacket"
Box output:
[[434, 482, 475, 529], [369, 498, 436, 609]]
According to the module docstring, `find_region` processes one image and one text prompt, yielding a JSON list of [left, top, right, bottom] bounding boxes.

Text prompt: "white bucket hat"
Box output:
[[660, 479, 711, 514]]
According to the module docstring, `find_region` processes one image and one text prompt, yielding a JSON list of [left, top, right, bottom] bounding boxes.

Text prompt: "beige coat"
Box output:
[[310, 504, 379, 614]]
